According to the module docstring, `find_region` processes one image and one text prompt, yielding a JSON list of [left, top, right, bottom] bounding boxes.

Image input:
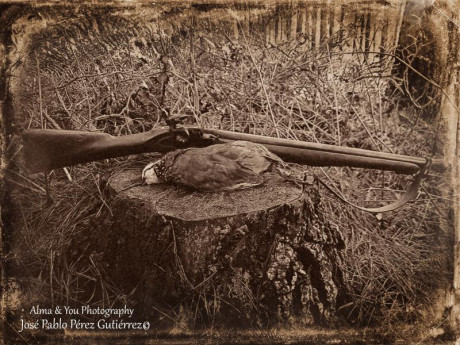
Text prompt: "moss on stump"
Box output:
[[91, 166, 345, 328]]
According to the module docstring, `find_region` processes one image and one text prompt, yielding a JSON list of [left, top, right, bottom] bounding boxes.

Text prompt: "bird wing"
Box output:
[[214, 141, 284, 174]]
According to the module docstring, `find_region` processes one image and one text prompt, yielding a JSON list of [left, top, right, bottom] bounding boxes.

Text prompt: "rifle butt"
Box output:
[[22, 129, 169, 173]]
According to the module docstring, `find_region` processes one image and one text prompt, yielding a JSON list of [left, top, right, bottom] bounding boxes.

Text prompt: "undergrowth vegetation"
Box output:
[[6, 3, 452, 328]]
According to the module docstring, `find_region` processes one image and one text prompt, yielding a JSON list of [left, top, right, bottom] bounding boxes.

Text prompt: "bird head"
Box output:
[[142, 161, 162, 185]]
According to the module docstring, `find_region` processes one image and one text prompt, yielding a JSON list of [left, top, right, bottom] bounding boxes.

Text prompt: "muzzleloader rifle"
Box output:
[[22, 125, 444, 212]]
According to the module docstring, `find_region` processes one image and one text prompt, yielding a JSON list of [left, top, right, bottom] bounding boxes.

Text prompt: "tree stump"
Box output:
[[91, 166, 345, 327]]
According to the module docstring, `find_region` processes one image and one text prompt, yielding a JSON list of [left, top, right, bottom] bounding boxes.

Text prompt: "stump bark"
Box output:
[[92, 166, 345, 327]]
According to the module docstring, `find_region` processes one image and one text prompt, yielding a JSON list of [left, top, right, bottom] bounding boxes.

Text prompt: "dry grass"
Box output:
[[7, 4, 452, 327]]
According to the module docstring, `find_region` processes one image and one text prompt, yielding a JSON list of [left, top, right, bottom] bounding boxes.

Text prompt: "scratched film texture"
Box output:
[[1, 1, 458, 344]]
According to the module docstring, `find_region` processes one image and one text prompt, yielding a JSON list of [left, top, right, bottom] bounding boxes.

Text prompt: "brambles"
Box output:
[[8, 3, 451, 327]]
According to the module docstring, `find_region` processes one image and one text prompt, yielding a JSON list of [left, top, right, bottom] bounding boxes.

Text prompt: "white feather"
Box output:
[[142, 162, 161, 185]]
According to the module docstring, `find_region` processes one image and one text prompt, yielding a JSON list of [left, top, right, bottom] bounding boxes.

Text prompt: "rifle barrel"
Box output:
[[204, 128, 443, 174]]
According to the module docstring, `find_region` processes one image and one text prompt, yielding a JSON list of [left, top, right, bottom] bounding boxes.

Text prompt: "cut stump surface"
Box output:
[[109, 168, 304, 221], [93, 166, 345, 327]]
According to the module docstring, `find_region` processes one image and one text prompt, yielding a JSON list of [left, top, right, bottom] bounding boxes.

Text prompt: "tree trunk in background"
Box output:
[[455, 2, 460, 335], [442, 56, 460, 337], [91, 167, 346, 328], [394, 0, 407, 52], [449, 8, 460, 333]]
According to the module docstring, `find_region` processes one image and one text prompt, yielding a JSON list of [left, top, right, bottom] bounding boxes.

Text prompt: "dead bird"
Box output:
[[142, 140, 295, 192]]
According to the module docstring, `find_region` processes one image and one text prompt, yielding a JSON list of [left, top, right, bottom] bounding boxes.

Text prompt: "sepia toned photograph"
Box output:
[[0, 1, 459, 344]]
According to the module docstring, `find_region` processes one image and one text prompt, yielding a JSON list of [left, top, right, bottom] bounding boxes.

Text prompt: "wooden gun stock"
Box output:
[[22, 127, 444, 175], [22, 127, 213, 173]]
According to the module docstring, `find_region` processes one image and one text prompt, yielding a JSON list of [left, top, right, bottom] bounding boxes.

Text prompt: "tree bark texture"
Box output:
[[90, 167, 345, 328]]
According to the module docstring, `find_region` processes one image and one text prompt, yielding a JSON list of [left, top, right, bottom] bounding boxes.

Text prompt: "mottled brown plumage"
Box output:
[[142, 141, 289, 192]]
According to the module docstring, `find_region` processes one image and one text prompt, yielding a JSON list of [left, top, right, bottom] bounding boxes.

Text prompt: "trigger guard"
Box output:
[[171, 127, 191, 144]]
